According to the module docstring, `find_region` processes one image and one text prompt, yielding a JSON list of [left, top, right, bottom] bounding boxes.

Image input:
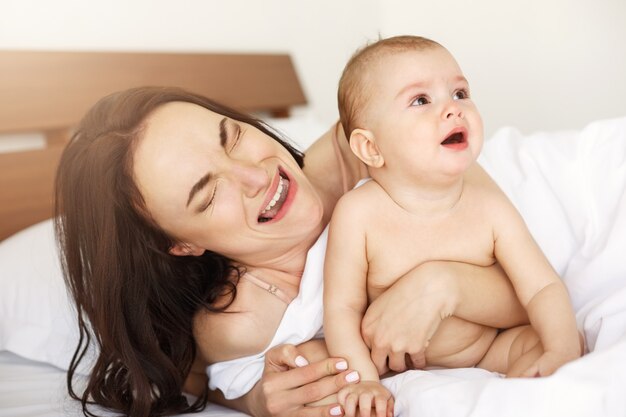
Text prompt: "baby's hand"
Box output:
[[520, 350, 579, 377], [337, 380, 394, 417]]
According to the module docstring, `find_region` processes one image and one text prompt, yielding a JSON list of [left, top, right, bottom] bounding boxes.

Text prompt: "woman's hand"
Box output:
[[246, 342, 359, 417], [361, 261, 528, 374], [361, 262, 457, 374]]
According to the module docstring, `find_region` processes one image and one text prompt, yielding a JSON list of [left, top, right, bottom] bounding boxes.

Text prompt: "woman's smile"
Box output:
[[258, 166, 298, 224]]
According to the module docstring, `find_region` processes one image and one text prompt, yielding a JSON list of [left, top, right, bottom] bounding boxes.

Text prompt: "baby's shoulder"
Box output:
[[335, 179, 385, 212], [464, 178, 522, 229]]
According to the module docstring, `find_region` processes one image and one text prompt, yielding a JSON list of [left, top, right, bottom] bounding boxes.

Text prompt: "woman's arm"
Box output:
[[361, 261, 528, 373], [303, 122, 367, 224]]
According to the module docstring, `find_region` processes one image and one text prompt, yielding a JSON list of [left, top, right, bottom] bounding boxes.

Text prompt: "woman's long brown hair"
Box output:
[[54, 87, 304, 417]]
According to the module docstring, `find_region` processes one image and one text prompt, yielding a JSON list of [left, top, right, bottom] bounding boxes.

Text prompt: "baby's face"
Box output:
[[365, 47, 483, 182]]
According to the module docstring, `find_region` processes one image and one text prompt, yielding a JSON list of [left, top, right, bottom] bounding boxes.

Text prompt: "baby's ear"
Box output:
[[349, 129, 384, 168]]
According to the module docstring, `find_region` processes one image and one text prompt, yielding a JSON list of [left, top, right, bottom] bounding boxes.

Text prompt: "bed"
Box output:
[[1, 50, 626, 417]]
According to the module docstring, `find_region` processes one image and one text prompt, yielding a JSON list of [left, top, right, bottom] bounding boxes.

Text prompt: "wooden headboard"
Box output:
[[0, 50, 307, 241]]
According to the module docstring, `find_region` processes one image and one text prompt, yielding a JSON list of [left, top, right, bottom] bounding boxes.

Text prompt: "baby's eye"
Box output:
[[453, 89, 469, 100], [410, 95, 430, 106]]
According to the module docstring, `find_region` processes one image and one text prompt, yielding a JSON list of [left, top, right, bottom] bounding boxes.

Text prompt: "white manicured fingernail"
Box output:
[[345, 371, 360, 382], [336, 360, 348, 370], [330, 405, 343, 416], [295, 355, 309, 367]]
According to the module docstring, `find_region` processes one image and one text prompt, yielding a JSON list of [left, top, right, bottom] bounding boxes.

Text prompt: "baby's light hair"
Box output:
[[337, 35, 442, 139]]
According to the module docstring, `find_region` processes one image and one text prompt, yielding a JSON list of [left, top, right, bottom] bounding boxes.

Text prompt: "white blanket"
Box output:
[[208, 116, 626, 415]]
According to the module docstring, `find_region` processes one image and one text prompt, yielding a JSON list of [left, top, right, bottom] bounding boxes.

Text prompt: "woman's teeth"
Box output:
[[261, 176, 286, 216]]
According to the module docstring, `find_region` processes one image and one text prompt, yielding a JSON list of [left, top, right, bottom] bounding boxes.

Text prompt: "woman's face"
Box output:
[[133, 102, 324, 267]]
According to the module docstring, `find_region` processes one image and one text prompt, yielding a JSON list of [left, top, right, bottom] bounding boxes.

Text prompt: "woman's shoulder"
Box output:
[[303, 122, 367, 221], [192, 278, 288, 364]]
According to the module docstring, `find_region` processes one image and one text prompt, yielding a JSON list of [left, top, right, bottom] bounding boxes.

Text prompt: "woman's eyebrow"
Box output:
[[219, 117, 228, 147], [186, 117, 229, 208]]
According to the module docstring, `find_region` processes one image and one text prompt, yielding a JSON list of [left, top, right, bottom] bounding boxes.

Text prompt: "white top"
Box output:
[[206, 226, 329, 399]]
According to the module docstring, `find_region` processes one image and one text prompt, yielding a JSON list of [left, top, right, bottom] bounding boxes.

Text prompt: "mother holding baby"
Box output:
[[55, 44, 530, 417]]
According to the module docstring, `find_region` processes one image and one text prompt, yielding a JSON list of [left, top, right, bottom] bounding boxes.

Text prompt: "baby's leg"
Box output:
[[476, 325, 543, 377]]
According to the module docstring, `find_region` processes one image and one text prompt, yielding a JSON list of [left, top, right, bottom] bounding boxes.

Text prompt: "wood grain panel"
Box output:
[[0, 51, 307, 133]]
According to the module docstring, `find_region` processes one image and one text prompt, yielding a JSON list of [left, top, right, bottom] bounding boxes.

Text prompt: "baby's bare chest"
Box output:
[[365, 202, 496, 298]]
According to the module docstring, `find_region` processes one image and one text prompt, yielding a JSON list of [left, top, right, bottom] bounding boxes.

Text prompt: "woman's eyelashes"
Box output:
[[228, 123, 243, 152], [200, 183, 218, 213]]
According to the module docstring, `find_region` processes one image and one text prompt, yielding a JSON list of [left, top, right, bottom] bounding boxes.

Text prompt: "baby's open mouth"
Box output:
[[441, 131, 466, 145], [258, 172, 290, 223]]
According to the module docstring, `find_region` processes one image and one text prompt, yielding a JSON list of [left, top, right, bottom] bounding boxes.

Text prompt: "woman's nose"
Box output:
[[229, 163, 269, 198], [442, 100, 464, 120]]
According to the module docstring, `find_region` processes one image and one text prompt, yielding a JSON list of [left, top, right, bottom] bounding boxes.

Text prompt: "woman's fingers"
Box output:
[[287, 370, 360, 406], [266, 356, 353, 391], [408, 350, 426, 369], [265, 344, 308, 372], [386, 351, 407, 373]]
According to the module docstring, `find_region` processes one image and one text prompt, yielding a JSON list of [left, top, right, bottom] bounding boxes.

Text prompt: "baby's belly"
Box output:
[[424, 317, 497, 368]]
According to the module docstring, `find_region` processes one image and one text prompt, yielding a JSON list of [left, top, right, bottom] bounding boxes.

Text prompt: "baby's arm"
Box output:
[[324, 194, 393, 417], [493, 199, 581, 376]]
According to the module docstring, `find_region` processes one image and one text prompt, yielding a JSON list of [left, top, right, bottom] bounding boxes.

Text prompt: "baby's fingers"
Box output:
[[358, 393, 374, 417], [343, 393, 358, 417], [520, 362, 540, 378], [374, 395, 391, 417], [386, 397, 395, 417]]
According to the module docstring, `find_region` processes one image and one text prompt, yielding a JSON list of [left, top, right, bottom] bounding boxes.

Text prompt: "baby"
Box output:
[[323, 35, 582, 417]]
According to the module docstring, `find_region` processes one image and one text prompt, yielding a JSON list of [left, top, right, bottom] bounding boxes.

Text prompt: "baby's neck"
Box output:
[[374, 173, 465, 217]]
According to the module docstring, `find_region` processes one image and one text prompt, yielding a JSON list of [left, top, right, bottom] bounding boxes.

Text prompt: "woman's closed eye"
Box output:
[[228, 124, 243, 152], [200, 182, 218, 213]]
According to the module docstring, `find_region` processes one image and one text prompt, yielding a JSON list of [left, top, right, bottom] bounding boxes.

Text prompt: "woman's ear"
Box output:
[[169, 242, 205, 257], [349, 129, 384, 168]]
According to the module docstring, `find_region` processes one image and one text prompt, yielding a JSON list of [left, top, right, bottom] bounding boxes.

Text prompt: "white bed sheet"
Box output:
[[0, 350, 249, 417]]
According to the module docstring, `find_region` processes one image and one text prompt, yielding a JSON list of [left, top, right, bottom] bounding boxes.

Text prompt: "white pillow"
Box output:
[[0, 219, 83, 370], [265, 112, 329, 152]]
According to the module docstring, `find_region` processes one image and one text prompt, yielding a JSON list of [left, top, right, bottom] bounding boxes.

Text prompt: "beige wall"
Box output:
[[1, 0, 624, 135], [378, 0, 626, 135]]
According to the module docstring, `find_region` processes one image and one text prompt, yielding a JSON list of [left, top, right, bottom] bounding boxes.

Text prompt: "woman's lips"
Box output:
[[257, 167, 297, 224]]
